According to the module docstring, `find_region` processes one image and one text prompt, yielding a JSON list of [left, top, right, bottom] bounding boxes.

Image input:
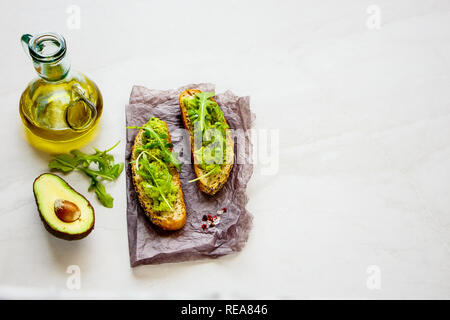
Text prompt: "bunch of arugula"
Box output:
[[48, 141, 124, 208]]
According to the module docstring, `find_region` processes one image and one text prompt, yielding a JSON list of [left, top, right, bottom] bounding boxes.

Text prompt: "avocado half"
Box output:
[[33, 173, 95, 240]]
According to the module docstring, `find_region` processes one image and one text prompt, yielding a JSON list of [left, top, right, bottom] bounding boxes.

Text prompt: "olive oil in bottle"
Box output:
[[19, 32, 102, 153]]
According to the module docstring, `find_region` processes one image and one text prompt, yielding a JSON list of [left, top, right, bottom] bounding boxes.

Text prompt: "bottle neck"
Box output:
[[22, 33, 71, 82], [32, 55, 71, 82]]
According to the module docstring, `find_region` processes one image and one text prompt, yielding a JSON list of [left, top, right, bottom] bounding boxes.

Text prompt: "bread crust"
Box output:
[[179, 89, 234, 195], [130, 121, 186, 231]]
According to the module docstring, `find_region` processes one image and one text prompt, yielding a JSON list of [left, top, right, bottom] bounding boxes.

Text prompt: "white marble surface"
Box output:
[[0, 0, 449, 299]]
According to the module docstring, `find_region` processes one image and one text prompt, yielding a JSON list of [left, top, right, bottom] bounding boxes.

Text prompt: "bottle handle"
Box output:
[[66, 83, 98, 131], [21, 34, 33, 57]]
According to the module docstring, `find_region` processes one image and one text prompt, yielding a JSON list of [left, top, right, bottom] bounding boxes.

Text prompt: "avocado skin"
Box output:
[[33, 173, 95, 241], [39, 213, 94, 240]]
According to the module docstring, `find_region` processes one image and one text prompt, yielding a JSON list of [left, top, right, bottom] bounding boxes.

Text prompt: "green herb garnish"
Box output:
[[48, 141, 124, 208], [127, 118, 181, 212], [184, 92, 229, 181], [135, 152, 175, 211], [198, 91, 215, 133], [126, 125, 181, 172]]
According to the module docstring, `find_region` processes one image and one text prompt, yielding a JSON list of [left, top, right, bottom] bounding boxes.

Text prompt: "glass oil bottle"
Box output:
[[19, 32, 102, 153]]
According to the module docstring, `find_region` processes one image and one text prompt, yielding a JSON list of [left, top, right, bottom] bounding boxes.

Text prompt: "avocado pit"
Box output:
[[54, 199, 81, 222]]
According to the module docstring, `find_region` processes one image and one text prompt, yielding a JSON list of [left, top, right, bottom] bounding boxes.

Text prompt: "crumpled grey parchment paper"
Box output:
[[126, 83, 254, 266]]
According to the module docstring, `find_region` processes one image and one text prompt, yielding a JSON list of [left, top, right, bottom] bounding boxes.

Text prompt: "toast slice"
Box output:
[[179, 89, 234, 195], [130, 120, 186, 230]]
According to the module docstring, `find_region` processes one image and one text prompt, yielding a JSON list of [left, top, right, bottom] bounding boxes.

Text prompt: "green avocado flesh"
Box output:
[[33, 173, 94, 240]]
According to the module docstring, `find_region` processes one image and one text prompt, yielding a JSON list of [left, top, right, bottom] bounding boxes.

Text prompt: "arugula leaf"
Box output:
[[48, 141, 123, 208], [91, 180, 114, 208], [197, 92, 215, 133], [146, 163, 173, 211], [48, 154, 78, 172]]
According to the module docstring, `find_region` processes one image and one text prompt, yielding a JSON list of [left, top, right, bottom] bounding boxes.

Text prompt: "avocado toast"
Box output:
[[179, 89, 234, 195], [128, 117, 186, 230]]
